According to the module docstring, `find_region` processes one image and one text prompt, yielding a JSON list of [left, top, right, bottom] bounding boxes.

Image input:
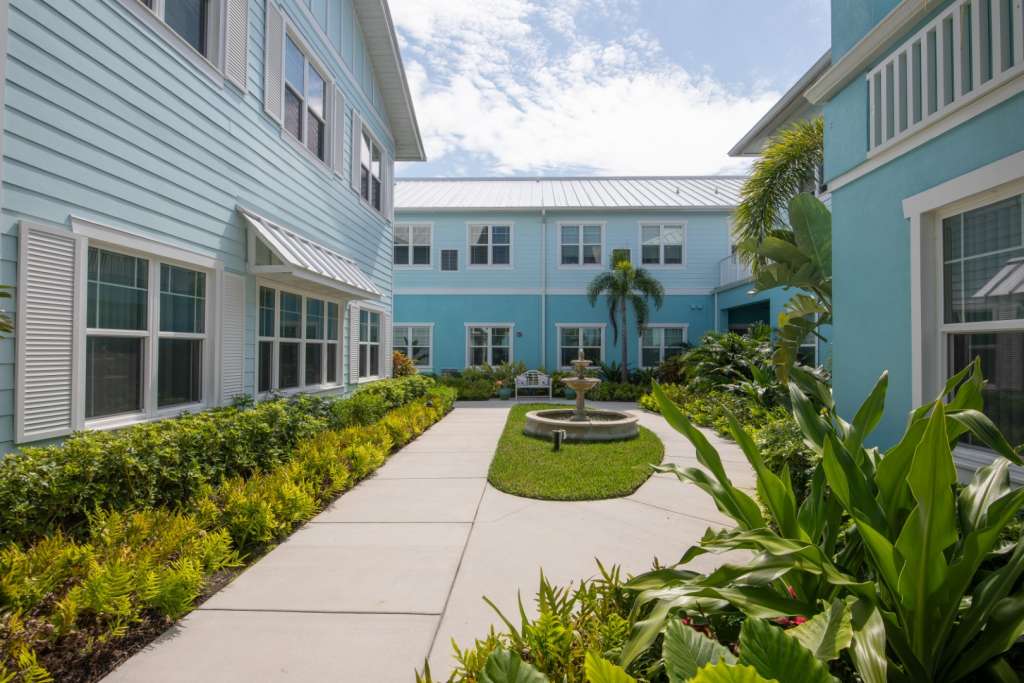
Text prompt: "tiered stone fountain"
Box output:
[[523, 349, 639, 442]]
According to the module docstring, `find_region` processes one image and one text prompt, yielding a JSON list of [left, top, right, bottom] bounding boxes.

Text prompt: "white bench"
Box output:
[[515, 370, 552, 399]]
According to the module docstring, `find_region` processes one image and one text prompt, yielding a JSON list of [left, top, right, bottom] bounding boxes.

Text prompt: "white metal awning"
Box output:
[[240, 208, 381, 300], [973, 257, 1024, 299]]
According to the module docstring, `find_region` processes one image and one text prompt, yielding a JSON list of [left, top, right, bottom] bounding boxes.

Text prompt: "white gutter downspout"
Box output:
[[540, 204, 547, 369]]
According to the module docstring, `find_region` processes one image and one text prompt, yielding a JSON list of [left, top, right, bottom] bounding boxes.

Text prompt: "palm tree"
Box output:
[[586, 259, 664, 383], [733, 116, 823, 271]]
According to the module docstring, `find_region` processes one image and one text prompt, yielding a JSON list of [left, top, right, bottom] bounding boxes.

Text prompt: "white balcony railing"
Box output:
[[867, 0, 1024, 156], [719, 254, 752, 288]]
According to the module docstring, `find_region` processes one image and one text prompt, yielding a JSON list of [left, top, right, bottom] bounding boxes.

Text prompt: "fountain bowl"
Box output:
[[524, 408, 639, 442]]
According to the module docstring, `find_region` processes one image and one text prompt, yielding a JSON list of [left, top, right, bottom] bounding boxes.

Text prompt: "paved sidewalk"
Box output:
[[105, 402, 752, 682]]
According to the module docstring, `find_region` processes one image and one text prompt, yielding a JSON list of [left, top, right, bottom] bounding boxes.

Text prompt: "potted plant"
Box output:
[[496, 380, 512, 400]]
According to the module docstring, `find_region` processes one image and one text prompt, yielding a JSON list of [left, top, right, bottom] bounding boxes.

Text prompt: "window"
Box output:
[[558, 326, 603, 368], [394, 325, 432, 368], [467, 326, 512, 366], [394, 224, 431, 267], [359, 309, 381, 378], [360, 131, 383, 211], [560, 224, 603, 266], [257, 285, 342, 393], [137, 0, 213, 58], [641, 224, 685, 266], [611, 248, 632, 266], [942, 192, 1024, 446], [284, 36, 328, 161], [640, 326, 687, 368], [85, 248, 208, 420], [469, 225, 511, 266], [441, 249, 459, 272]]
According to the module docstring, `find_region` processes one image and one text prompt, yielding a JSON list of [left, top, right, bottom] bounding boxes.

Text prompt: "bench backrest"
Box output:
[[516, 371, 550, 387]]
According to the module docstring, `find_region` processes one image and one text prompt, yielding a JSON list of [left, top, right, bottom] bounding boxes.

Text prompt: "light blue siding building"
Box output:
[[392, 177, 747, 374], [807, 0, 1024, 476], [0, 0, 424, 451]]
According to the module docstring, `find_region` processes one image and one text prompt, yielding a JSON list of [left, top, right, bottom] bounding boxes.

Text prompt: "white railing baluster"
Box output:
[[865, 0, 1022, 155], [953, 5, 964, 98], [1011, 0, 1019, 67], [992, 0, 1005, 74], [972, 0, 984, 85], [867, 72, 877, 148]]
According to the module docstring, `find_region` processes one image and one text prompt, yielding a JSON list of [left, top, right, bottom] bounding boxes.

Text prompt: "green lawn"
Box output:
[[487, 403, 664, 500]]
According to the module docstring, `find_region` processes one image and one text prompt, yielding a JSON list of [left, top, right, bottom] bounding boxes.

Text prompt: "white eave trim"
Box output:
[[730, 50, 831, 157], [351, 0, 425, 161], [806, 0, 938, 105]]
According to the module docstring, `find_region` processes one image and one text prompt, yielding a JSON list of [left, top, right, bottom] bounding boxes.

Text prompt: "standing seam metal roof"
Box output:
[[394, 177, 747, 210]]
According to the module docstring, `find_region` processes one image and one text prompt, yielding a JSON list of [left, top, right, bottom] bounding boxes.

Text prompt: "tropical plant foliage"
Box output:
[[587, 261, 665, 383], [656, 329, 774, 397], [0, 379, 456, 682], [732, 116, 823, 270], [753, 194, 832, 379], [626, 362, 1024, 682]]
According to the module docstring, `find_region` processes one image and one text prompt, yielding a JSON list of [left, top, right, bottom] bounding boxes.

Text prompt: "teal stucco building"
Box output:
[[809, 0, 1024, 476]]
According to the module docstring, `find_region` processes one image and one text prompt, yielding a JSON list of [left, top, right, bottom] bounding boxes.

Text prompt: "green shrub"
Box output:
[[438, 375, 497, 400], [626, 367, 1024, 682], [392, 351, 417, 377], [586, 381, 647, 402], [421, 565, 640, 682], [0, 384, 456, 682], [0, 375, 437, 546]]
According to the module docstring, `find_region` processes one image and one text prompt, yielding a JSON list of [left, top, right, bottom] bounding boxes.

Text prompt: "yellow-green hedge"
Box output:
[[0, 385, 456, 683]]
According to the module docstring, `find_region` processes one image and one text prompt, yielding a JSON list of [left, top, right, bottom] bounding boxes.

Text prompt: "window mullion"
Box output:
[[146, 260, 159, 417]]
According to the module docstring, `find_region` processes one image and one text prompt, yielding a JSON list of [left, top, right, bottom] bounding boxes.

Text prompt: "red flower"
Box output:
[[793, 616, 808, 625]]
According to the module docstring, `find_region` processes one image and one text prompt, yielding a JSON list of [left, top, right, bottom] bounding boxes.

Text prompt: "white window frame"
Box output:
[[467, 223, 514, 268], [394, 223, 433, 269], [70, 218, 223, 432], [639, 222, 687, 268], [558, 223, 605, 268], [282, 27, 332, 167], [464, 323, 514, 367], [358, 307, 383, 381], [123, 0, 226, 85], [393, 323, 433, 370], [638, 324, 689, 369], [255, 281, 345, 397], [904, 151, 1024, 478], [556, 323, 605, 370], [359, 127, 385, 214]]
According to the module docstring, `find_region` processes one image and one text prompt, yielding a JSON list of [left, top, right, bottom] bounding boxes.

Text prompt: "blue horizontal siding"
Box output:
[[394, 209, 734, 293], [1, 0, 403, 450]]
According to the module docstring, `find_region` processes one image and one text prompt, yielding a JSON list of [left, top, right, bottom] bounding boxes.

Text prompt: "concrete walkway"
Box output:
[[106, 402, 753, 682]]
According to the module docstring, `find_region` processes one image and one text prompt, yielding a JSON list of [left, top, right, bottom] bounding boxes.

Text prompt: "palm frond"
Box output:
[[633, 268, 665, 308], [629, 294, 650, 332], [733, 116, 823, 271]]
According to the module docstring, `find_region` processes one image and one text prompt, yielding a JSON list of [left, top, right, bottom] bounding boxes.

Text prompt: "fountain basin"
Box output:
[[523, 408, 639, 442]]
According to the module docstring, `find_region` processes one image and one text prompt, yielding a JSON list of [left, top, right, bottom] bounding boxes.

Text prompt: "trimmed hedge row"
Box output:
[[1, 378, 455, 683], [0, 375, 435, 545]]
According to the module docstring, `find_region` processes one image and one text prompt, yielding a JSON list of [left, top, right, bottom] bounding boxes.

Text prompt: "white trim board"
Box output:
[[902, 150, 1024, 408], [830, 71, 1024, 193], [393, 287, 714, 296], [71, 216, 221, 269]]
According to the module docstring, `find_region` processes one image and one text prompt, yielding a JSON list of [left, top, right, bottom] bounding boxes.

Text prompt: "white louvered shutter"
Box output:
[[332, 86, 346, 176], [348, 303, 360, 383], [263, 1, 284, 123], [350, 110, 362, 193], [224, 0, 249, 91], [220, 273, 245, 404], [381, 312, 393, 378], [16, 224, 81, 443]]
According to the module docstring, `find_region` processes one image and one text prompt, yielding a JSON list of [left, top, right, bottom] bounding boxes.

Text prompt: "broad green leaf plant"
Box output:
[[624, 361, 1024, 682], [752, 193, 832, 380]]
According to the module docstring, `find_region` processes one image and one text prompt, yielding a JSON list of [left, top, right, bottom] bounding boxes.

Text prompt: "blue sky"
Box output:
[[390, 0, 830, 178]]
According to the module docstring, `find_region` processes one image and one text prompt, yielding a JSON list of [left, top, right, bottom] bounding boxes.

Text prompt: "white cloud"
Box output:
[[391, 0, 778, 175]]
